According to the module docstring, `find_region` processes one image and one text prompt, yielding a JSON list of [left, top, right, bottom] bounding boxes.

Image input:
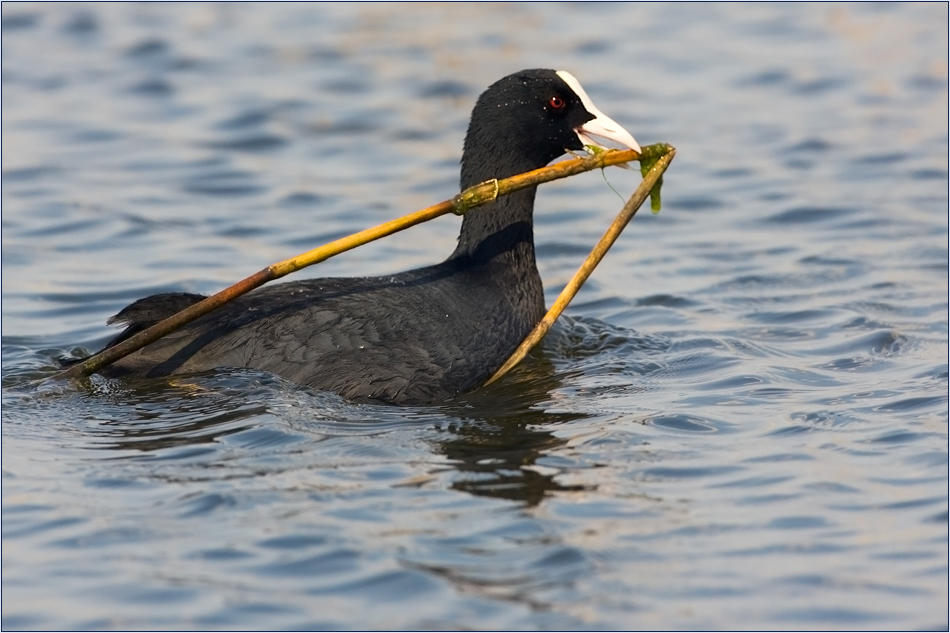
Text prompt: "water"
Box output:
[[2, 3, 947, 629]]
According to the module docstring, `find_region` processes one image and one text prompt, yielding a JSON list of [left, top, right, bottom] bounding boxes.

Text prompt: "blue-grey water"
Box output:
[[2, 3, 947, 630]]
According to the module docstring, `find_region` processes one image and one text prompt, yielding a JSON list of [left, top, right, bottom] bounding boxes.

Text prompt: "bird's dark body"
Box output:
[[103, 211, 544, 404], [96, 69, 637, 405]]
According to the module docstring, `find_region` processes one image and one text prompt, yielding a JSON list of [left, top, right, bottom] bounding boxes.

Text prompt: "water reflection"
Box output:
[[436, 421, 587, 506], [52, 353, 588, 506], [13, 317, 663, 510], [8, 317, 659, 507], [436, 356, 589, 506], [12, 349, 582, 505], [74, 374, 267, 453]]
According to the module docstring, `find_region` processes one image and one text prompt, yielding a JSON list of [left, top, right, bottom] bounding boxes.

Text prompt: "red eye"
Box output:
[[549, 96, 565, 110]]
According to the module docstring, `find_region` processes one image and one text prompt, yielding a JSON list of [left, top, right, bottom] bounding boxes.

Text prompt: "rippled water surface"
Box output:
[[2, 3, 948, 630]]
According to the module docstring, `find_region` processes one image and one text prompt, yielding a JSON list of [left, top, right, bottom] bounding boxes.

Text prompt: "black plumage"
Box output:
[[98, 69, 639, 404]]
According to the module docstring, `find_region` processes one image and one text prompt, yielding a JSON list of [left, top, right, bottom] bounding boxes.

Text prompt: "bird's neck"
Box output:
[[450, 144, 540, 268], [450, 187, 538, 266]]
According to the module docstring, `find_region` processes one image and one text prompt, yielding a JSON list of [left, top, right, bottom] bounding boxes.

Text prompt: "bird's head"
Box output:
[[462, 69, 640, 185]]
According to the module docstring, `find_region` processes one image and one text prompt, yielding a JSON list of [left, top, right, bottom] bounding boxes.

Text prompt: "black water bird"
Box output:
[[97, 69, 640, 404]]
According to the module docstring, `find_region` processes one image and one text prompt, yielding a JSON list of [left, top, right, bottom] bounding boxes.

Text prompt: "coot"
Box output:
[[99, 69, 640, 404]]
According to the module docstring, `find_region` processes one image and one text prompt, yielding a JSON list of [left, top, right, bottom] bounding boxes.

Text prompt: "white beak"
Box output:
[[577, 112, 641, 154], [556, 70, 641, 153]]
